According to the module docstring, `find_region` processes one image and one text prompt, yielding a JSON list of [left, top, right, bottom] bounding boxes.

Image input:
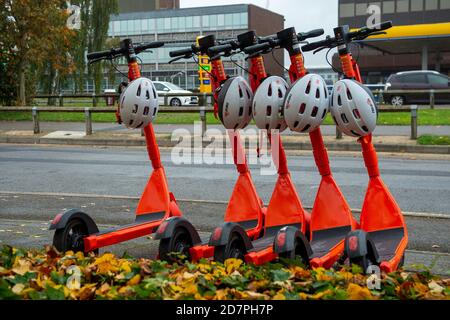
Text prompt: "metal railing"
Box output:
[[1, 104, 421, 140]]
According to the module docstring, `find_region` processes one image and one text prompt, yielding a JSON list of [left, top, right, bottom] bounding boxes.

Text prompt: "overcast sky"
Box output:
[[180, 0, 339, 68]]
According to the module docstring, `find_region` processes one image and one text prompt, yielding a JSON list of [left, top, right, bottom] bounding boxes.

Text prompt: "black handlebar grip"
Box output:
[[301, 29, 325, 40], [141, 41, 165, 50], [87, 50, 112, 60], [208, 44, 233, 55], [169, 47, 194, 58], [377, 21, 393, 31], [243, 42, 271, 54]]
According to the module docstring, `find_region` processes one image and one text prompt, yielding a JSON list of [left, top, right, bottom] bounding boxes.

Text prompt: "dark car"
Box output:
[[384, 71, 450, 107]]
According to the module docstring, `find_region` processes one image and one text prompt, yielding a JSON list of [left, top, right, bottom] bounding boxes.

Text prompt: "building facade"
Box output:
[[336, 0, 450, 84], [107, 4, 285, 91]]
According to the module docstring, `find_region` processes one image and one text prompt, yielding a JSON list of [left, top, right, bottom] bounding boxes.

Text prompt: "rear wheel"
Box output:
[[391, 95, 404, 107], [214, 233, 246, 263], [53, 218, 90, 253], [159, 227, 193, 262], [170, 98, 182, 106], [278, 239, 309, 266]]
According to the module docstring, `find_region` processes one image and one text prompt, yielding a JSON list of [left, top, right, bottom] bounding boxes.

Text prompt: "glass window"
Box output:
[[340, 3, 355, 17], [210, 15, 218, 29], [142, 19, 148, 32], [186, 16, 193, 30], [156, 18, 164, 31], [113, 21, 120, 34], [397, 0, 409, 12], [164, 18, 171, 30], [356, 3, 368, 15], [193, 16, 201, 29], [240, 12, 248, 26], [179, 16, 186, 31], [225, 13, 233, 27], [148, 19, 155, 32], [127, 20, 134, 33], [383, 1, 395, 13], [232, 13, 241, 26], [401, 74, 427, 83], [217, 14, 225, 26], [171, 17, 178, 30], [134, 20, 141, 33], [120, 20, 127, 35], [428, 74, 449, 85], [441, 0, 450, 9], [425, 0, 438, 10], [202, 15, 209, 27], [410, 0, 423, 10]]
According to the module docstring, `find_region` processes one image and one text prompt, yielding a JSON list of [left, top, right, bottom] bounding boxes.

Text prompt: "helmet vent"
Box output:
[[266, 106, 272, 116], [278, 88, 283, 98], [137, 85, 141, 96], [299, 103, 306, 114], [315, 88, 320, 99], [324, 86, 328, 98], [121, 96, 126, 108], [341, 113, 349, 124], [238, 86, 243, 98], [234, 123, 239, 130], [311, 106, 319, 117], [353, 109, 361, 119], [294, 120, 299, 128], [268, 84, 273, 97], [332, 116, 338, 125], [322, 109, 327, 119], [351, 130, 361, 137], [305, 81, 311, 94], [135, 122, 144, 128], [239, 106, 244, 117], [129, 120, 134, 126], [153, 108, 157, 116], [276, 124, 281, 130], [132, 104, 138, 114], [246, 89, 251, 99], [346, 88, 352, 100], [337, 95, 342, 106], [301, 124, 311, 132], [145, 90, 150, 100], [361, 125, 369, 132], [143, 106, 150, 115], [152, 86, 157, 98]]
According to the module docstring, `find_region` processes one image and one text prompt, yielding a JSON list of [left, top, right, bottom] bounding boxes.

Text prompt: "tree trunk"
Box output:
[[18, 61, 26, 106]]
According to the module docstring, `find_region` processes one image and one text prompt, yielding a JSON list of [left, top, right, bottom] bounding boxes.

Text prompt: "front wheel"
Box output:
[[214, 233, 247, 263], [278, 239, 309, 266], [170, 98, 182, 107], [53, 218, 90, 253], [391, 95, 404, 107], [158, 227, 193, 262]]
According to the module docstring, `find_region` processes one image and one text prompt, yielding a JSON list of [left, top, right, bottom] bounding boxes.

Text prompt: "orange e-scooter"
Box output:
[[243, 27, 359, 268], [302, 21, 408, 273], [154, 34, 268, 262], [49, 39, 188, 254]]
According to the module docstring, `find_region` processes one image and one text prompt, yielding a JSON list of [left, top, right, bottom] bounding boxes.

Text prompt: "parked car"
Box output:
[[384, 70, 450, 107], [153, 81, 198, 106]]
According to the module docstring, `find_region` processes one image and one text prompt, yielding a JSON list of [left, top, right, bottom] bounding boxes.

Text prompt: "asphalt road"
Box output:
[[0, 144, 449, 214], [2, 121, 450, 136]]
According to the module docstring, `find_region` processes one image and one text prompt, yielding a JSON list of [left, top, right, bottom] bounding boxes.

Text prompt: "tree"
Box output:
[[70, 0, 118, 93], [1, 0, 75, 105]]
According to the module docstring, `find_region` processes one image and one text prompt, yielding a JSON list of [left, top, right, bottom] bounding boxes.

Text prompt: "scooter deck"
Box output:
[[95, 211, 166, 236], [368, 227, 404, 261], [310, 225, 352, 258]]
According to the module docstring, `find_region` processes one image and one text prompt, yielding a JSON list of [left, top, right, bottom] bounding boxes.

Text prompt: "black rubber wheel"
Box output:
[[53, 218, 90, 253], [214, 233, 246, 263], [158, 227, 193, 262], [170, 98, 182, 106], [278, 239, 309, 266]]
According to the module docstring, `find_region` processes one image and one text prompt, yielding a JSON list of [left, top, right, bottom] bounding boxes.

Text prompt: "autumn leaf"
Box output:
[[347, 283, 374, 300]]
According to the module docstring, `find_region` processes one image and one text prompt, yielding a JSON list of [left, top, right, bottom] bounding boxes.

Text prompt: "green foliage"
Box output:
[[418, 135, 450, 145]]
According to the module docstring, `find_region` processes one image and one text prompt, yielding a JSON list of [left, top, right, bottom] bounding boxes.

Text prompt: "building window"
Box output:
[[113, 21, 120, 35], [193, 16, 201, 29], [120, 20, 127, 35], [356, 3, 367, 15], [383, 1, 396, 13], [225, 13, 233, 29], [179, 16, 186, 31], [134, 20, 141, 34], [141, 19, 148, 33], [441, 0, 450, 9], [218, 14, 225, 27], [410, 0, 423, 11], [164, 18, 171, 31], [240, 12, 248, 26], [148, 19, 155, 32], [171, 17, 178, 30], [156, 18, 164, 32], [186, 16, 193, 30], [397, 0, 409, 12], [232, 13, 241, 27], [202, 15, 209, 28], [210, 14, 218, 29], [339, 3, 355, 17], [425, 0, 438, 10]]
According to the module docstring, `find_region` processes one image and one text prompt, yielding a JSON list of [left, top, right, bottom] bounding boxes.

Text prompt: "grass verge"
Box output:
[[417, 135, 450, 145]]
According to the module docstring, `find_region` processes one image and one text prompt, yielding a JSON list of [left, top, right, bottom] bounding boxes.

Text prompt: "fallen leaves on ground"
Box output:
[[0, 245, 448, 300]]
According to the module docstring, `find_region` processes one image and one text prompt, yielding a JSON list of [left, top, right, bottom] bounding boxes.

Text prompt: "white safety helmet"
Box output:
[[217, 76, 253, 130], [252, 76, 288, 131], [330, 79, 378, 137], [284, 74, 329, 133], [119, 77, 159, 129]]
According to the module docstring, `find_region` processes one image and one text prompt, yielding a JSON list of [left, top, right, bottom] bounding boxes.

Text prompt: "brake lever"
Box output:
[[169, 54, 192, 64], [312, 46, 328, 54]]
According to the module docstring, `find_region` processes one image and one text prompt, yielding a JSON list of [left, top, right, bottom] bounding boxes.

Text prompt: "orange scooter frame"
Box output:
[[50, 39, 183, 254]]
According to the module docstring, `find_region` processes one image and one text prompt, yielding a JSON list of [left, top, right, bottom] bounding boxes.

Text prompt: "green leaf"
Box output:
[[150, 260, 168, 273], [351, 263, 364, 274], [443, 288, 450, 296], [270, 269, 291, 282], [45, 285, 65, 300], [28, 290, 47, 300], [50, 271, 67, 285], [8, 272, 37, 285], [0, 279, 20, 300]]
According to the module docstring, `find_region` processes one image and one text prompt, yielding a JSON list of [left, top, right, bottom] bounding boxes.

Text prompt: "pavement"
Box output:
[[0, 144, 449, 275]]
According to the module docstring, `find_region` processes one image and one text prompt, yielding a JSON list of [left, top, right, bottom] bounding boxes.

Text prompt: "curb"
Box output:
[[0, 135, 449, 154]]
